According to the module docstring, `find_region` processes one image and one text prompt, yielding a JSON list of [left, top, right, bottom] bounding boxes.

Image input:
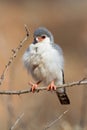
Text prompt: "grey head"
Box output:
[[33, 27, 54, 44]]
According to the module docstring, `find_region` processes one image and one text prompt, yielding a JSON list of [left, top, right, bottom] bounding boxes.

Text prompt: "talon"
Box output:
[[28, 82, 38, 93], [47, 81, 57, 91]]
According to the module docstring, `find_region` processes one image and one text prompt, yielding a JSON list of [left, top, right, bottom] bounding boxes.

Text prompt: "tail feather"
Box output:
[[56, 92, 70, 105], [56, 70, 70, 105]]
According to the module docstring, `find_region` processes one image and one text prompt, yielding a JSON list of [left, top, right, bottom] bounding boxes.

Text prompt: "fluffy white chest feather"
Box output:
[[23, 42, 64, 85]]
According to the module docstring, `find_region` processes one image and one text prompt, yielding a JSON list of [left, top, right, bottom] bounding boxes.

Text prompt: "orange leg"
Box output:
[[29, 80, 41, 92], [47, 81, 57, 91]]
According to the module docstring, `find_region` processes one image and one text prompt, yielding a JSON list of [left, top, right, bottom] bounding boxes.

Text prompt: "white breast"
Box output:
[[23, 41, 64, 85]]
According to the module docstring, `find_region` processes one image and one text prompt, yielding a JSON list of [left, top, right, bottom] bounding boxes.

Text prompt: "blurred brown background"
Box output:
[[0, 0, 87, 130]]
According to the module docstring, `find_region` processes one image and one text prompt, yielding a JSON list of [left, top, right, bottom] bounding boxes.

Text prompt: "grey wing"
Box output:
[[53, 43, 63, 55], [62, 69, 65, 84], [52, 43, 64, 69]]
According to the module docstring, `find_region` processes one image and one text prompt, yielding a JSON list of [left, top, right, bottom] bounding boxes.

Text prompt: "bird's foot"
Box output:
[[47, 81, 57, 91], [29, 82, 38, 93]]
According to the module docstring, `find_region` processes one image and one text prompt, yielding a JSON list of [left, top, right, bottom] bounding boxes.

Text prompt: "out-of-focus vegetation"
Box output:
[[0, 0, 87, 129]]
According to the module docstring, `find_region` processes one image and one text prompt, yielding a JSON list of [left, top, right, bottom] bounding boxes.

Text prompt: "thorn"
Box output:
[[1, 74, 4, 80], [24, 24, 29, 37], [12, 49, 16, 54]]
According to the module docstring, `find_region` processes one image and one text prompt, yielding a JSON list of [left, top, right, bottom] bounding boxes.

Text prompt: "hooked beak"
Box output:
[[33, 37, 38, 44]]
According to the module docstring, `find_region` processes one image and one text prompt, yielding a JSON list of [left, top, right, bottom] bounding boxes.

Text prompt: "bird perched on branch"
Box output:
[[23, 27, 70, 105]]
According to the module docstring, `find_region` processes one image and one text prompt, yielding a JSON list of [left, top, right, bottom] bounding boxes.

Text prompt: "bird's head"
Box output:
[[33, 27, 54, 44]]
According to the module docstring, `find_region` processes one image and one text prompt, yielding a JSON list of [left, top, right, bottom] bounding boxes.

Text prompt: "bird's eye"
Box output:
[[41, 35, 46, 39]]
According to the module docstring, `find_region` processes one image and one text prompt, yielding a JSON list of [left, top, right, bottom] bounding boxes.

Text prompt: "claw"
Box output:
[[29, 82, 38, 93], [47, 81, 57, 91]]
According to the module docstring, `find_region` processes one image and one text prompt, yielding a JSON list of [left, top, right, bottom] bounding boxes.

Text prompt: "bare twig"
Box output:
[[0, 79, 86, 95], [10, 113, 24, 130], [0, 24, 29, 86], [44, 110, 69, 130]]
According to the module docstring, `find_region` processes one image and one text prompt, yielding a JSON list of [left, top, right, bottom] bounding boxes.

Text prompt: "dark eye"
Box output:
[[41, 35, 46, 39]]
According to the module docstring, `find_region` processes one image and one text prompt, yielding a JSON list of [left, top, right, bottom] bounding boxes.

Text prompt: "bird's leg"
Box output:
[[47, 81, 57, 91], [29, 80, 42, 92]]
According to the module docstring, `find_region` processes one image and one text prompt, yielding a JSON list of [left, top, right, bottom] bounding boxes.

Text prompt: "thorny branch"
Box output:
[[0, 24, 29, 86], [0, 78, 86, 95]]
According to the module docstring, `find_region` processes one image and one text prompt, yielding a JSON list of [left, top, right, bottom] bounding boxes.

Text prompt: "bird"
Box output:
[[22, 27, 70, 105]]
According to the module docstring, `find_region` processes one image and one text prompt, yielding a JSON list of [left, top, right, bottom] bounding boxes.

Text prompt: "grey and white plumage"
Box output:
[[23, 27, 70, 105]]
